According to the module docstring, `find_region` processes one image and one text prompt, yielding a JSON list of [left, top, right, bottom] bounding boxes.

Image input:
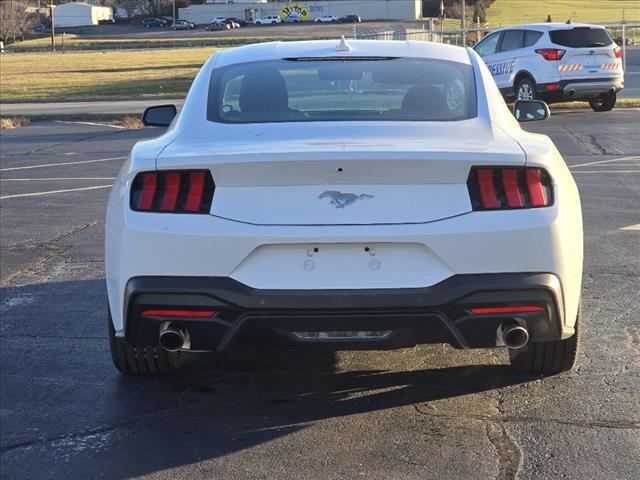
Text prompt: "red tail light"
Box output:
[[614, 46, 622, 59], [142, 309, 216, 318], [470, 306, 544, 315], [535, 48, 565, 61], [131, 170, 214, 213], [467, 167, 553, 211]]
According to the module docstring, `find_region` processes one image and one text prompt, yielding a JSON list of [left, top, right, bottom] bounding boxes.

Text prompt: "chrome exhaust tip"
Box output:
[[498, 323, 529, 349], [159, 326, 188, 352]]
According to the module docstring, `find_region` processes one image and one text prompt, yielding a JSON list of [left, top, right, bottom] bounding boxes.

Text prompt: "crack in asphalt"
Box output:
[[586, 134, 609, 155], [561, 125, 611, 155], [412, 404, 640, 430], [485, 421, 522, 480], [1, 221, 99, 286], [1, 246, 69, 286]]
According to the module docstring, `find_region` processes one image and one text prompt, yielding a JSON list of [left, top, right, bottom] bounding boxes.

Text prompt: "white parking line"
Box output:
[[0, 185, 113, 200], [620, 224, 640, 231], [54, 120, 126, 129], [570, 156, 640, 169], [0, 156, 126, 172], [1, 177, 116, 181]]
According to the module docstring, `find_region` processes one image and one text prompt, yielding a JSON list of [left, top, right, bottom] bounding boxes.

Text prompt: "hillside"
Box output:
[[486, 0, 639, 26]]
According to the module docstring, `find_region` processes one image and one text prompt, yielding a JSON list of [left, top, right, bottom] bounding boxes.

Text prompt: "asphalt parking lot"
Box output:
[[0, 110, 639, 479]]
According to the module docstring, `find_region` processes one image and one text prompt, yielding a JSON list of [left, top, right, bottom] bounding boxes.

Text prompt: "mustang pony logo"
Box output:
[[319, 190, 374, 208]]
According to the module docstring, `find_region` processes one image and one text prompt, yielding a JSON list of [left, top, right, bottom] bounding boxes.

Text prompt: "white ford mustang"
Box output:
[[106, 39, 583, 375]]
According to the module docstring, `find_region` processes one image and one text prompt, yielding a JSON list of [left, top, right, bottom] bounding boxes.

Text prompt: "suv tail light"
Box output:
[[130, 170, 214, 213], [535, 48, 565, 61], [467, 167, 553, 211], [614, 46, 622, 59]]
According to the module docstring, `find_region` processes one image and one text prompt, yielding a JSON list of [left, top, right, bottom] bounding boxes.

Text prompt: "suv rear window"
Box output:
[[208, 58, 477, 123], [549, 27, 613, 48]]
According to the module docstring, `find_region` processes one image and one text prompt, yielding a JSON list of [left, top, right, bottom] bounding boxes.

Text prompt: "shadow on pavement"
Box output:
[[0, 280, 536, 478]]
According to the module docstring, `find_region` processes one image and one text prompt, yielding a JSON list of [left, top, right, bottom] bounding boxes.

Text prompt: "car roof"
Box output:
[[494, 22, 606, 32], [213, 40, 471, 68]]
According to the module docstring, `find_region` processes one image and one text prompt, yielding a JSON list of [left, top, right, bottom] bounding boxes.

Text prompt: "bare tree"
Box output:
[[117, 0, 142, 21], [0, 1, 33, 44]]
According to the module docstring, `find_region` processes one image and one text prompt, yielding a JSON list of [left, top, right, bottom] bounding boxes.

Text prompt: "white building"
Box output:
[[180, 1, 422, 24], [53, 2, 113, 28]]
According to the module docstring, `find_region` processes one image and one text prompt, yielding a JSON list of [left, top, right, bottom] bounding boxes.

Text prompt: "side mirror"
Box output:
[[142, 104, 177, 127], [513, 100, 550, 122]]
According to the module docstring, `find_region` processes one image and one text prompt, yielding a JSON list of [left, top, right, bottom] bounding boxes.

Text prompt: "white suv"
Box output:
[[474, 23, 623, 111], [253, 15, 281, 26], [314, 15, 339, 23]]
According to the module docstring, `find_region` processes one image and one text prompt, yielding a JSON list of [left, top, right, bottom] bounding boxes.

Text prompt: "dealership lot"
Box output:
[[1, 111, 639, 478]]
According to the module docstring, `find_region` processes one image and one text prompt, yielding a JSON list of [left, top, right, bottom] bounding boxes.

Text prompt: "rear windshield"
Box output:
[[207, 57, 477, 123], [549, 27, 613, 48]]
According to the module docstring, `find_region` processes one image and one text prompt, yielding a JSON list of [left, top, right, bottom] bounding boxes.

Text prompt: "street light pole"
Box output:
[[461, 0, 466, 47], [173, 0, 176, 20], [49, 4, 55, 52]]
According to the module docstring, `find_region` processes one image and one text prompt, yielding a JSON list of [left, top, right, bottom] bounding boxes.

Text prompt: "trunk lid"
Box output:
[[551, 27, 621, 80], [157, 121, 525, 225]]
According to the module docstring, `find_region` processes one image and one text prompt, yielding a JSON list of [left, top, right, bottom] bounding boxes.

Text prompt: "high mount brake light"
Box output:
[[130, 170, 215, 213], [467, 167, 553, 211], [535, 48, 566, 61]]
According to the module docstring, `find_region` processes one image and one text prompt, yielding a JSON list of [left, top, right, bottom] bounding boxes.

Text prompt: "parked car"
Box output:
[[474, 23, 623, 111], [225, 17, 246, 27], [32, 23, 50, 33], [206, 21, 230, 31], [171, 20, 195, 30], [314, 15, 339, 23], [160, 16, 174, 26], [107, 39, 583, 376], [142, 18, 165, 28], [614, 36, 635, 46], [252, 15, 281, 26], [282, 14, 302, 23], [338, 15, 362, 23], [210, 16, 227, 24]]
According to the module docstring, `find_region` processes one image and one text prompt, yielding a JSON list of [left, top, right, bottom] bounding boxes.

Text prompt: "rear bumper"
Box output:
[[124, 273, 572, 352], [537, 77, 623, 102]]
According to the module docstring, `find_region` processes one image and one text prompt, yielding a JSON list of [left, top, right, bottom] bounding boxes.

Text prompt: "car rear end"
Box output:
[[539, 24, 623, 104], [106, 41, 583, 374]]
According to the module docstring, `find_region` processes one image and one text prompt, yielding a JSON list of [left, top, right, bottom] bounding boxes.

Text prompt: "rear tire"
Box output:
[[589, 91, 616, 112], [108, 309, 180, 375], [509, 308, 580, 374], [515, 77, 537, 101]]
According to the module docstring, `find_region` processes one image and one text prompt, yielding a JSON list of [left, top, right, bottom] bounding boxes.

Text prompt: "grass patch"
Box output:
[[548, 97, 640, 109], [486, 0, 640, 26], [0, 117, 30, 129], [118, 115, 144, 129], [0, 47, 218, 102]]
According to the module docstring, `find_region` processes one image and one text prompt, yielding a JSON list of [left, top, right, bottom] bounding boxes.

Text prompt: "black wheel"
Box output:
[[515, 77, 536, 101], [108, 309, 180, 375], [509, 307, 580, 374], [589, 91, 616, 112]]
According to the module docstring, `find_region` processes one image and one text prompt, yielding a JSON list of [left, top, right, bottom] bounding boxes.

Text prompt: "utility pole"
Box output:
[[461, 0, 466, 47], [173, 0, 176, 20], [49, 4, 55, 52]]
